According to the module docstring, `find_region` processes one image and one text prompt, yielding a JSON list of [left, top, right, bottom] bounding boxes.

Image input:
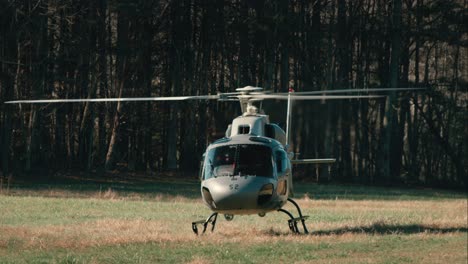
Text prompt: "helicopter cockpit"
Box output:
[[203, 144, 273, 179]]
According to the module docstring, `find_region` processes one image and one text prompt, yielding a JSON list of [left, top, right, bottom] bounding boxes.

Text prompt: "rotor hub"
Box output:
[[235, 86, 263, 94]]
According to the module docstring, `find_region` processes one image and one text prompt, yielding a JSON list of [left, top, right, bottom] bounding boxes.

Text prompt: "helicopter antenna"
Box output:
[[285, 87, 294, 148]]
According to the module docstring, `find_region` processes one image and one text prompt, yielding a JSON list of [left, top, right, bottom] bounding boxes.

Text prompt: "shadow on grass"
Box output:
[[313, 224, 468, 236], [265, 223, 468, 237], [294, 183, 467, 200]]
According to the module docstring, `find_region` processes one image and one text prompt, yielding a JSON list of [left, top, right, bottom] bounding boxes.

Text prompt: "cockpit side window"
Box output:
[[238, 125, 250, 134]]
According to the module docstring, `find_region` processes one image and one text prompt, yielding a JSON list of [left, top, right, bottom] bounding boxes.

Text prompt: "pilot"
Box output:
[[215, 153, 231, 166]]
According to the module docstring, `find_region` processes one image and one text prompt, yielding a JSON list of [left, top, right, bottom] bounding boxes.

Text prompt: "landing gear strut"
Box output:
[[192, 212, 218, 235], [278, 198, 309, 234]]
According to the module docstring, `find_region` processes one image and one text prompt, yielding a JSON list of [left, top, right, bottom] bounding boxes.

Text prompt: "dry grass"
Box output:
[[0, 184, 466, 263], [1, 199, 466, 250]]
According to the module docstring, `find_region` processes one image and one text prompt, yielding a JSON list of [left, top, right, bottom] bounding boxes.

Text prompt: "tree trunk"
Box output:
[[379, 0, 401, 183], [104, 7, 129, 170], [337, 0, 352, 181], [105, 83, 123, 170]]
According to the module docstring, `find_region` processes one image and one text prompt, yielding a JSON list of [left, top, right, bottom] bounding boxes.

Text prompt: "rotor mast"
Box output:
[[235, 86, 263, 115]]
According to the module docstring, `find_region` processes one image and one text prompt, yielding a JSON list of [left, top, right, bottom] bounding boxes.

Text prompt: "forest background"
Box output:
[[0, 0, 466, 188]]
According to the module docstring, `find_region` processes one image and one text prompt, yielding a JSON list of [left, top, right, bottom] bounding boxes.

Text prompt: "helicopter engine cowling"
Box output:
[[227, 115, 286, 146]]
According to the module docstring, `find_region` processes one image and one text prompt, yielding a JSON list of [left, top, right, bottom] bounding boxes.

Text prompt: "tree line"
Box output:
[[0, 0, 466, 188]]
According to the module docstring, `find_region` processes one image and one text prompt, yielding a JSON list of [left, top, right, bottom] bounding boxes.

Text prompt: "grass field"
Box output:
[[0, 177, 466, 263]]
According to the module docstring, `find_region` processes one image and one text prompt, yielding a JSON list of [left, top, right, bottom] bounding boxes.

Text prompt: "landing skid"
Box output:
[[277, 198, 309, 234], [191, 198, 309, 235], [192, 212, 218, 235]]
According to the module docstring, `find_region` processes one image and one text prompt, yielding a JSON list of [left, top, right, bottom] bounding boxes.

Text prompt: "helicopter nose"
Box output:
[[202, 177, 275, 211]]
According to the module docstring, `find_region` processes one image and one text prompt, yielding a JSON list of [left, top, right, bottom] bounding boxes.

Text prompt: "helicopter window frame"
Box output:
[[199, 154, 206, 180]]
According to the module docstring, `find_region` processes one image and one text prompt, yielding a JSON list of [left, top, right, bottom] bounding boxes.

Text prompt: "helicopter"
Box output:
[[5, 85, 422, 234], [191, 86, 387, 235]]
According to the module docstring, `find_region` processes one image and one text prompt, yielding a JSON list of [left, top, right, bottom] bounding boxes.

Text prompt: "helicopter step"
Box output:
[[279, 211, 309, 234], [192, 212, 218, 235], [277, 198, 309, 234]]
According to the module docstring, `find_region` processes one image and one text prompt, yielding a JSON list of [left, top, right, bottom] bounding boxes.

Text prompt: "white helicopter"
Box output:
[[5, 86, 421, 234]]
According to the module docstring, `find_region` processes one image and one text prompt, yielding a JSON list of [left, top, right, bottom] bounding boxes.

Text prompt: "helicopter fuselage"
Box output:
[[199, 113, 293, 215]]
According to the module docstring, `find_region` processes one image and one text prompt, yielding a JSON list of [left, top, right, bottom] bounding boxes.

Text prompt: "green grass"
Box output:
[[4, 236, 466, 264], [0, 180, 466, 263], [5, 178, 466, 201]]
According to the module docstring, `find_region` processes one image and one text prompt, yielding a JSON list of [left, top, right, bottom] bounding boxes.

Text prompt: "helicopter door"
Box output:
[[275, 150, 289, 195], [275, 150, 288, 174]]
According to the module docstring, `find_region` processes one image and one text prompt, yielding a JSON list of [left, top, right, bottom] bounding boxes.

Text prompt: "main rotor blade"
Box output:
[[291, 158, 336, 164], [4, 95, 220, 104], [281, 87, 425, 95], [236, 86, 263, 92], [244, 94, 385, 100]]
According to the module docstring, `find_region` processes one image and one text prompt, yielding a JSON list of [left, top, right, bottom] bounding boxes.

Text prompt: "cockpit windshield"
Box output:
[[203, 144, 273, 179]]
